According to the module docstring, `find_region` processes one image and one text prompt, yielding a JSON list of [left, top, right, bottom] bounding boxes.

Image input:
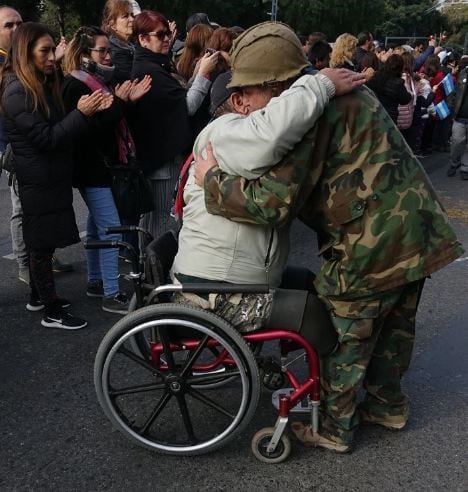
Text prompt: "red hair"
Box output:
[[133, 10, 169, 44]]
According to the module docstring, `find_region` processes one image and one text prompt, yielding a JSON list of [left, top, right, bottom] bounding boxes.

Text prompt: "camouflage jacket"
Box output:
[[204, 87, 464, 299]]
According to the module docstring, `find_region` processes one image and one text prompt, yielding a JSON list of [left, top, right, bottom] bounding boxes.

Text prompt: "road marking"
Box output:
[[455, 256, 468, 263], [2, 231, 87, 260]]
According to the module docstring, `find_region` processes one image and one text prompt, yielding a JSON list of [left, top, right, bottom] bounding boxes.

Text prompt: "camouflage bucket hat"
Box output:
[[227, 21, 310, 88]]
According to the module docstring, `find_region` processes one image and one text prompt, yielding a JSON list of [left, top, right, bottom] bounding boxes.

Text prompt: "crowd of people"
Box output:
[[0, 0, 464, 456]]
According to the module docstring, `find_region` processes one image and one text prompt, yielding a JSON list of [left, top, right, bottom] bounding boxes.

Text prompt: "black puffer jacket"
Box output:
[[1, 74, 87, 249], [367, 73, 412, 123], [131, 48, 192, 172], [61, 75, 125, 188]]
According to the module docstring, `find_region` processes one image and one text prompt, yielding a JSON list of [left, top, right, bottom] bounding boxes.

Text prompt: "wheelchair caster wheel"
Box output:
[[251, 427, 291, 464], [262, 370, 286, 391]]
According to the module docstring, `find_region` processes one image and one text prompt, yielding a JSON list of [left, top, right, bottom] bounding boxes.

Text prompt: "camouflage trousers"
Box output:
[[319, 279, 425, 446], [173, 291, 274, 332]]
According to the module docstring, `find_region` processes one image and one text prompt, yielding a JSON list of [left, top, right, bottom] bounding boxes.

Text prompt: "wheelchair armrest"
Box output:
[[181, 283, 270, 294]]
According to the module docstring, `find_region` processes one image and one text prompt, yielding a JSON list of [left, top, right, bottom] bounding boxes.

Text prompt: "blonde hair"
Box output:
[[0, 22, 61, 117], [101, 0, 132, 37], [330, 33, 357, 68]]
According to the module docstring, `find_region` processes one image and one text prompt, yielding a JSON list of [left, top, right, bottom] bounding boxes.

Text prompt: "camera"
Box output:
[[205, 48, 216, 55]]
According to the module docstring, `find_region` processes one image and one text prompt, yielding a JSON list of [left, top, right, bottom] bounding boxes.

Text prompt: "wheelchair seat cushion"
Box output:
[[267, 288, 338, 356]]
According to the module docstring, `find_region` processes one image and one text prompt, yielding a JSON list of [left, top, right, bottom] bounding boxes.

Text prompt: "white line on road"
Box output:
[[455, 256, 468, 262]]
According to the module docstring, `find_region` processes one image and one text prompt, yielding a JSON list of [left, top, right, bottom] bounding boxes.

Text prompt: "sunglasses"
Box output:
[[90, 48, 112, 57], [3, 21, 22, 29], [148, 30, 171, 41]]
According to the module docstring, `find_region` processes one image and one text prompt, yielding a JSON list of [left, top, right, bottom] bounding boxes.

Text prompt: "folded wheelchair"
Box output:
[[86, 226, 337, 463]]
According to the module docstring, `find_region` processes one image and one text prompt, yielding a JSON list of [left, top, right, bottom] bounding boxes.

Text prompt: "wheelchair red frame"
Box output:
[[87, 227, 322, 463]]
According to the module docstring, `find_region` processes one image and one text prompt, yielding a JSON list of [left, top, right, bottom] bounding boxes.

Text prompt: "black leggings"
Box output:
[[29, 248, 59, 314]]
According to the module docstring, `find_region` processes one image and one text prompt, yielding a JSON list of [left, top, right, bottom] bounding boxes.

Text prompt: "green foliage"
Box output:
[[18, 0, 457, 46], [443, 5, 468, 47]]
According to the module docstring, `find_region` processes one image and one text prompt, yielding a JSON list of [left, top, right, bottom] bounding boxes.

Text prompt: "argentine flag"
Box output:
[[435, 100, 451, 120], [441, 74, 455, 97]]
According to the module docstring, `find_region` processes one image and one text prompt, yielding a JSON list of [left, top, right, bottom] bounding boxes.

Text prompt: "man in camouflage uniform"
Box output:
[[196, 27, 463, 453]]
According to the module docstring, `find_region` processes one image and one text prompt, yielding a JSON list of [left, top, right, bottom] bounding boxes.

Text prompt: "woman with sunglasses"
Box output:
[[0, 22, 113, 329], [131, 10, 219, 240], [62, 26, 151, 314]]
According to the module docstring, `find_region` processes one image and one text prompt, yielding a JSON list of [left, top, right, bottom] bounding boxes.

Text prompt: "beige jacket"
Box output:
[[172, 74, 335, 286]]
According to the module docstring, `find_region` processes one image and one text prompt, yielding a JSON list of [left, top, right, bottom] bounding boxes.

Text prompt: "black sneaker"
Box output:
[[41, 310, 87, 330], [52, 256, 74, 273], [102, 292, 129, 314], [87, 280, 104, 298], [26, 297, 71, 312], [447, 164, 460, 177]]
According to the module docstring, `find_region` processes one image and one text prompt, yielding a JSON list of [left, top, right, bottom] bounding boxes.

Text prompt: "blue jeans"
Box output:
[[81, 187, 121, 297]]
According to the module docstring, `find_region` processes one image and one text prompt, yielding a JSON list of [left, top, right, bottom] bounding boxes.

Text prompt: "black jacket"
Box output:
[[131, 47, 192, 172], [453, 68, 468, 119], [367, 74, 412, 123], [61, 75, 125, 188], [1, 74, 87, 249], [110, 35, 135, 84]]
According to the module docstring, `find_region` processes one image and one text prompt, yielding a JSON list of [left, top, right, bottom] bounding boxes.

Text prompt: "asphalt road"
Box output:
[[0, 153, 467, 491]]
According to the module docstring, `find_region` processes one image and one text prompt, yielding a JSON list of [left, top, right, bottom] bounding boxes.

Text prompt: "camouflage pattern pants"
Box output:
[[319, 279, 425, 446], [173, 291, 274, 332]]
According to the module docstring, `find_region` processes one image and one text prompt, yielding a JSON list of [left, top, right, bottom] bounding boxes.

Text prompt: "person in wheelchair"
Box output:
[[194, 23, 463, 454], [171, 25, 365, 357]]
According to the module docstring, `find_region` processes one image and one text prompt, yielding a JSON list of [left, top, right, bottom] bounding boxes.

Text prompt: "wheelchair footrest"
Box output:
[[271, 388, 314, 413]]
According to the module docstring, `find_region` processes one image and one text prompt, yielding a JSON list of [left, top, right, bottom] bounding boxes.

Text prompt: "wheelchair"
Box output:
[[86, 226, 335, 464]]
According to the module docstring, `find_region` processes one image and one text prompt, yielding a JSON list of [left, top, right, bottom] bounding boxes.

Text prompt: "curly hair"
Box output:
[[330, 33, 357, 68]]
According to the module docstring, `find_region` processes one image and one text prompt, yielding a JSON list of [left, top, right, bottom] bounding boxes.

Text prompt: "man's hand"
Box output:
[[320, 68, 366, 96], [194, 142, 218, 186]]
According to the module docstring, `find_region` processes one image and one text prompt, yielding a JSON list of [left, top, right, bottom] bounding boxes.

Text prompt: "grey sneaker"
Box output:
[[52, 256, 74, 273], [102, 292, 129, 314], [18, 266, 30, 284], [87, 280, 104, 298]]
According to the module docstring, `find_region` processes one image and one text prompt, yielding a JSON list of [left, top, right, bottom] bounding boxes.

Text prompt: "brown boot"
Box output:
[[359, 409, 407, 430], [290, 422, 351, 454]]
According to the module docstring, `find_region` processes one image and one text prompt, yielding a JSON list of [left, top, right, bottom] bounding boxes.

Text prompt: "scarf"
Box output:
[[70, 69, 136, 165]]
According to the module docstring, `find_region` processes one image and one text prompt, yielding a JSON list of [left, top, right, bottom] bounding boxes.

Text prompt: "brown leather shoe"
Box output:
[[290, 422, 351, 453]]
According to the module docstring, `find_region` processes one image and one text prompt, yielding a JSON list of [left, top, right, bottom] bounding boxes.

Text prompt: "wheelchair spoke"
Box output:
[[140, 391, 172, 434], [185, 369, 241, 385], [117, 346, 165, 378], [180, 335, 210, 377], [176, 394, 197, 444], [159, 327, 178, 371], [188, 388, 235, 419], [109, 381, 166, 397]]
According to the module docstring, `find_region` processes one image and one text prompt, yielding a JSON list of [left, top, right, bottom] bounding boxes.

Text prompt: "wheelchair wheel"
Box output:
[[95, 303, 260, 456], [251, 427, 291, 464], [128, 294, 263, 388]]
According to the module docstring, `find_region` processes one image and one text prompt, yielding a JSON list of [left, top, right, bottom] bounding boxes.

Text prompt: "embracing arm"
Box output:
[[203, 127, 319, 227], [202, 73, 334, 179]]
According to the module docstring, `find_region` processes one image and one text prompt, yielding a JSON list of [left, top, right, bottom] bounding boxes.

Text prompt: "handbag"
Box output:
[[110, 120, 155, 219], [110, 154, 155, 219]]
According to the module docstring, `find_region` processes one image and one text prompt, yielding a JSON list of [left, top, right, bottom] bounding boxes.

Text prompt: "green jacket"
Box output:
[[204, 87, 463, 299]]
